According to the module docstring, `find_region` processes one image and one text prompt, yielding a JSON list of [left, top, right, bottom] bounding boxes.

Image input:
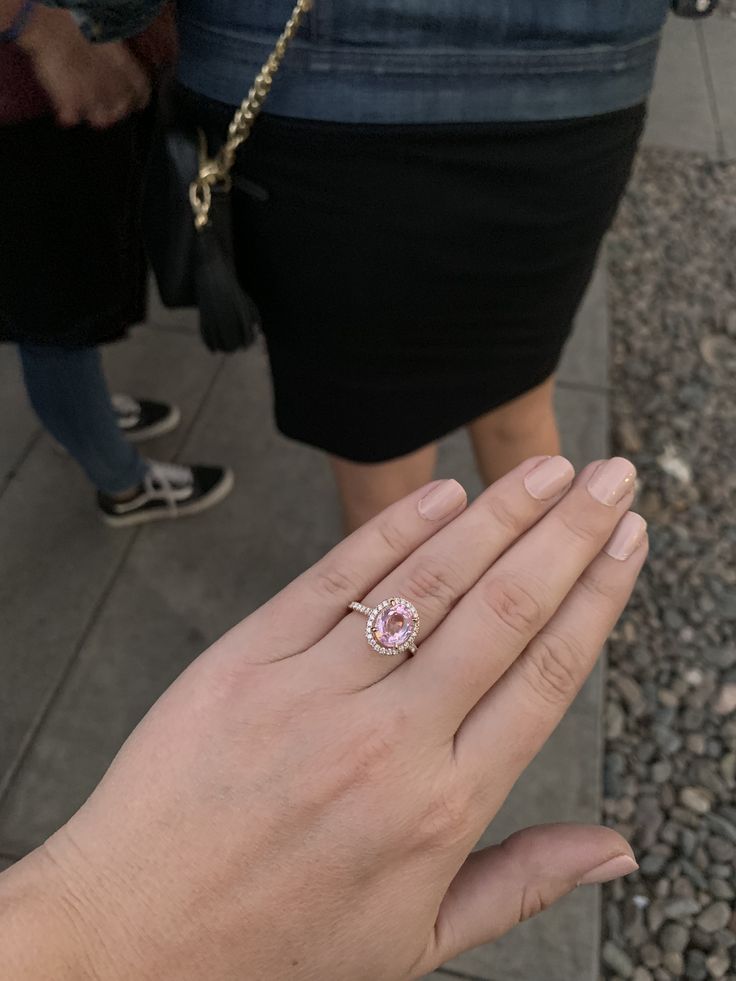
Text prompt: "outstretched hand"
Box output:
[[2, 456, 646, 980]]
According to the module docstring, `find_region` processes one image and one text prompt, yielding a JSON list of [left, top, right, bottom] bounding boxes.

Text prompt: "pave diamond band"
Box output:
[[349, 597, 420, 657]]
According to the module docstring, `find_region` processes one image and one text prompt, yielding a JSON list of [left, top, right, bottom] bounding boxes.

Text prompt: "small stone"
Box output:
[[705, 949, 730, 978], [680, 859, 709, 891], [652, 760, 673, 783], [671, 877, 696, 900], [607, 700, 626, 739], [662, 950, 685, 975], [704, 646, 736, 670], [705, 814, 736, 844], [710, 880, 734, 901], [648, 901, 668, 933], [688, 733, 708, 755], [720, 753, 736, 784], [632, 969, 654, 981], [681, 787, 714, 814], [665, 897, 700, 919], [697, 902, 732, 934], [660, 922, 690, 952], [641, 853, 669, 877], [602, 940, 634, 978], [685, 948, 709, 980], [641, 943, 662, 968], [681, 829, 698, 857], [707, 836, 735, 863], [714, 684, 736, 716]]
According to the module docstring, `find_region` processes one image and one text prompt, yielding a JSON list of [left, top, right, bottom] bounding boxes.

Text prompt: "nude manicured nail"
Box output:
[[523, 455, 575, 501], [417, 480, 467, 521], [604, 512, 647, 561], [587, 457, 637, 507], [578, 854, 639, 887]]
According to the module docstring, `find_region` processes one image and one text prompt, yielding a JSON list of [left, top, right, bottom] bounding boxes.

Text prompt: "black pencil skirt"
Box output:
[[201, 94, 646, 462]]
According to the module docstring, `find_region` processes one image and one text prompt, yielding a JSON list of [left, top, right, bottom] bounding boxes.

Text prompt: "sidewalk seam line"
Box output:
[[0, 353, 227, 814], [0, 427, 42, 503], [695, 21, 726, 161]]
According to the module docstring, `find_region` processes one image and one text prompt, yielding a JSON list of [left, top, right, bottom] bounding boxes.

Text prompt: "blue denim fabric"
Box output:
[[19, 344, 148, 494], [51, 0, 672, 122], [175, 0, 670, 122]]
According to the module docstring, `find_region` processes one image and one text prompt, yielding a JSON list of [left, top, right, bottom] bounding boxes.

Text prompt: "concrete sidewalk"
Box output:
[[1, 13, 733, 980]]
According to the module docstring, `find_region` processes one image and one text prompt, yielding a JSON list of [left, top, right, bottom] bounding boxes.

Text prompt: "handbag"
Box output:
[[143, 0, 312, 353]]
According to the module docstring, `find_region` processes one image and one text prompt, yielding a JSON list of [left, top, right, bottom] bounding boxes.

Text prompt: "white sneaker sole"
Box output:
[[101, 468, 234, 529], [122, 405, 182, 443]]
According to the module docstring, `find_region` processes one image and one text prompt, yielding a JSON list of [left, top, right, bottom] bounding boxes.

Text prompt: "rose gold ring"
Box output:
[[348, 597, 420, 657]]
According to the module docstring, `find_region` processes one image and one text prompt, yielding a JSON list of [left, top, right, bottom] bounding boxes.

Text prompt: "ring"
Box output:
[[349, 597, 420, 656]]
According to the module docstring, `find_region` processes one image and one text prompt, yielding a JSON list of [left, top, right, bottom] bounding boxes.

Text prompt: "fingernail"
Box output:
[[604, 512, 648, 561], [587, 457, 637, 507], [417, 480, 467, 521], [578, 854, 639, 886], [523, 456, 575, 501]]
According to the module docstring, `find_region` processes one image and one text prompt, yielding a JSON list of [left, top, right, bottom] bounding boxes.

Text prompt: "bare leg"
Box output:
[[329, 443, 438, 533], [468, 376, 560, 487]]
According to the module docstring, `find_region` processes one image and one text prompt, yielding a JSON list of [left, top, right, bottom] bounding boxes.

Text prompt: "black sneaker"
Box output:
[[112, 394, 181, 443], [97, 460, 234, 528]]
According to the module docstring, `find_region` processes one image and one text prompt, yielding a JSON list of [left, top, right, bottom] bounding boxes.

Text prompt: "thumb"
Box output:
[[429, 823, 637, 967]]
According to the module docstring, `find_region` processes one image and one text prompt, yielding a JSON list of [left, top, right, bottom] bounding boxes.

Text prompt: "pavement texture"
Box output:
[[0, 11, 733, 981]]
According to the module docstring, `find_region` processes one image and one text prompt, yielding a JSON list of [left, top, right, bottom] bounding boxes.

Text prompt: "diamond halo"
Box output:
[[350, 597, 420, 657]]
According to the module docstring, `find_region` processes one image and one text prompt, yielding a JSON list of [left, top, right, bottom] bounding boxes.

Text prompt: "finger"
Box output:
[[87, 103, 128, 129], [107, 43, 151, 108], [421, 823, 637, 971], [312, 455, 576, 689], [236, 480, 468, 660], [397, 458, 636, 729], [458, 514, 647, 790], [49, 84, 83, 128]]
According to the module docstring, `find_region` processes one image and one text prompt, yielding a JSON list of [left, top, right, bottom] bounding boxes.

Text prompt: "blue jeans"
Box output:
[[19, 343, 148, 495]]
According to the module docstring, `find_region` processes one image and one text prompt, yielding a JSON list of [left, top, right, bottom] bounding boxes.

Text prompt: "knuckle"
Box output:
[[577, 565, 625, 605], [345, 705, 410, 778], [374, 515, 414, 559], [482, 492, 524, 536], [313, 562, 362, 601], [416, 783, 471, 847], [403, 555, 464, 612], [555, 505, 606, 547], [519, 633, 581, 706], [480, 573, 545, 638], [518, 883, 550, 922]]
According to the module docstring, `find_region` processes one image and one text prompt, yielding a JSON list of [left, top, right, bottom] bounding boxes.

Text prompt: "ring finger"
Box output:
[[311, 454, 577, 687]]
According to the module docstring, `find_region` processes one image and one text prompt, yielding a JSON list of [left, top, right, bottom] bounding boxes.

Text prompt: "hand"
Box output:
[[2, 457, 646, 980], [19, 7, 151, 128]]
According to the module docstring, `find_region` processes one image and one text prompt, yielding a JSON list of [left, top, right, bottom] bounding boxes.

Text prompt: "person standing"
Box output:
[[39, 0, 673, 531], [0, 0, 232, 526]]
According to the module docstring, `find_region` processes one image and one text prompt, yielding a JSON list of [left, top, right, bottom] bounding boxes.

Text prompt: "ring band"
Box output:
[[349, 597, 420, 656]]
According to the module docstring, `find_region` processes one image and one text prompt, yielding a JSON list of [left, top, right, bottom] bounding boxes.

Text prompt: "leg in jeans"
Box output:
[[467, 376, 561, 486], [329, 443, 438, 534], [19, 342, 148, 495]]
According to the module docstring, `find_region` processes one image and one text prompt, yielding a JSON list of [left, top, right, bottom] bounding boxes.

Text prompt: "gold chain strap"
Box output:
[[189, 0, 313, 231]]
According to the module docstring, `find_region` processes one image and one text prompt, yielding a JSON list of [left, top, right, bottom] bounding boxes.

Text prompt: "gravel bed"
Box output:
[[601, 147, 736, 980]]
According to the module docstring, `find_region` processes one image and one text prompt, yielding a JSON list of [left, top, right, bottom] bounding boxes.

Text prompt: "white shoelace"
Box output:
[[112, 461, 193, 515], [145, 461, 193, 513], [111, 393, 141, 417]]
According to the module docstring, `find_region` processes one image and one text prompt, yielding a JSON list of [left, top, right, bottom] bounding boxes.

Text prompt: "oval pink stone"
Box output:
[[372, 602, 415, 648]]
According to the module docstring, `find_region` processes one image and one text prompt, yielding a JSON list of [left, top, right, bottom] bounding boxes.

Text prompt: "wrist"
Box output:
[[0, 846, 101, 980]]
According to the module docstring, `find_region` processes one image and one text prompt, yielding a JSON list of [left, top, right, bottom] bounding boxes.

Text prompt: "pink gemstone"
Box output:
[[372, 602, 415, 648]]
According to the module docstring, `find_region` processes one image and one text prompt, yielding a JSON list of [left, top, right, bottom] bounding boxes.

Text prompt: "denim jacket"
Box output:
[[53, 0, 679, 123]]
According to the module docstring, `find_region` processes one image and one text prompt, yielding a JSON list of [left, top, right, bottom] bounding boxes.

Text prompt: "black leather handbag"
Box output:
[[143, 0, 311, 353]]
